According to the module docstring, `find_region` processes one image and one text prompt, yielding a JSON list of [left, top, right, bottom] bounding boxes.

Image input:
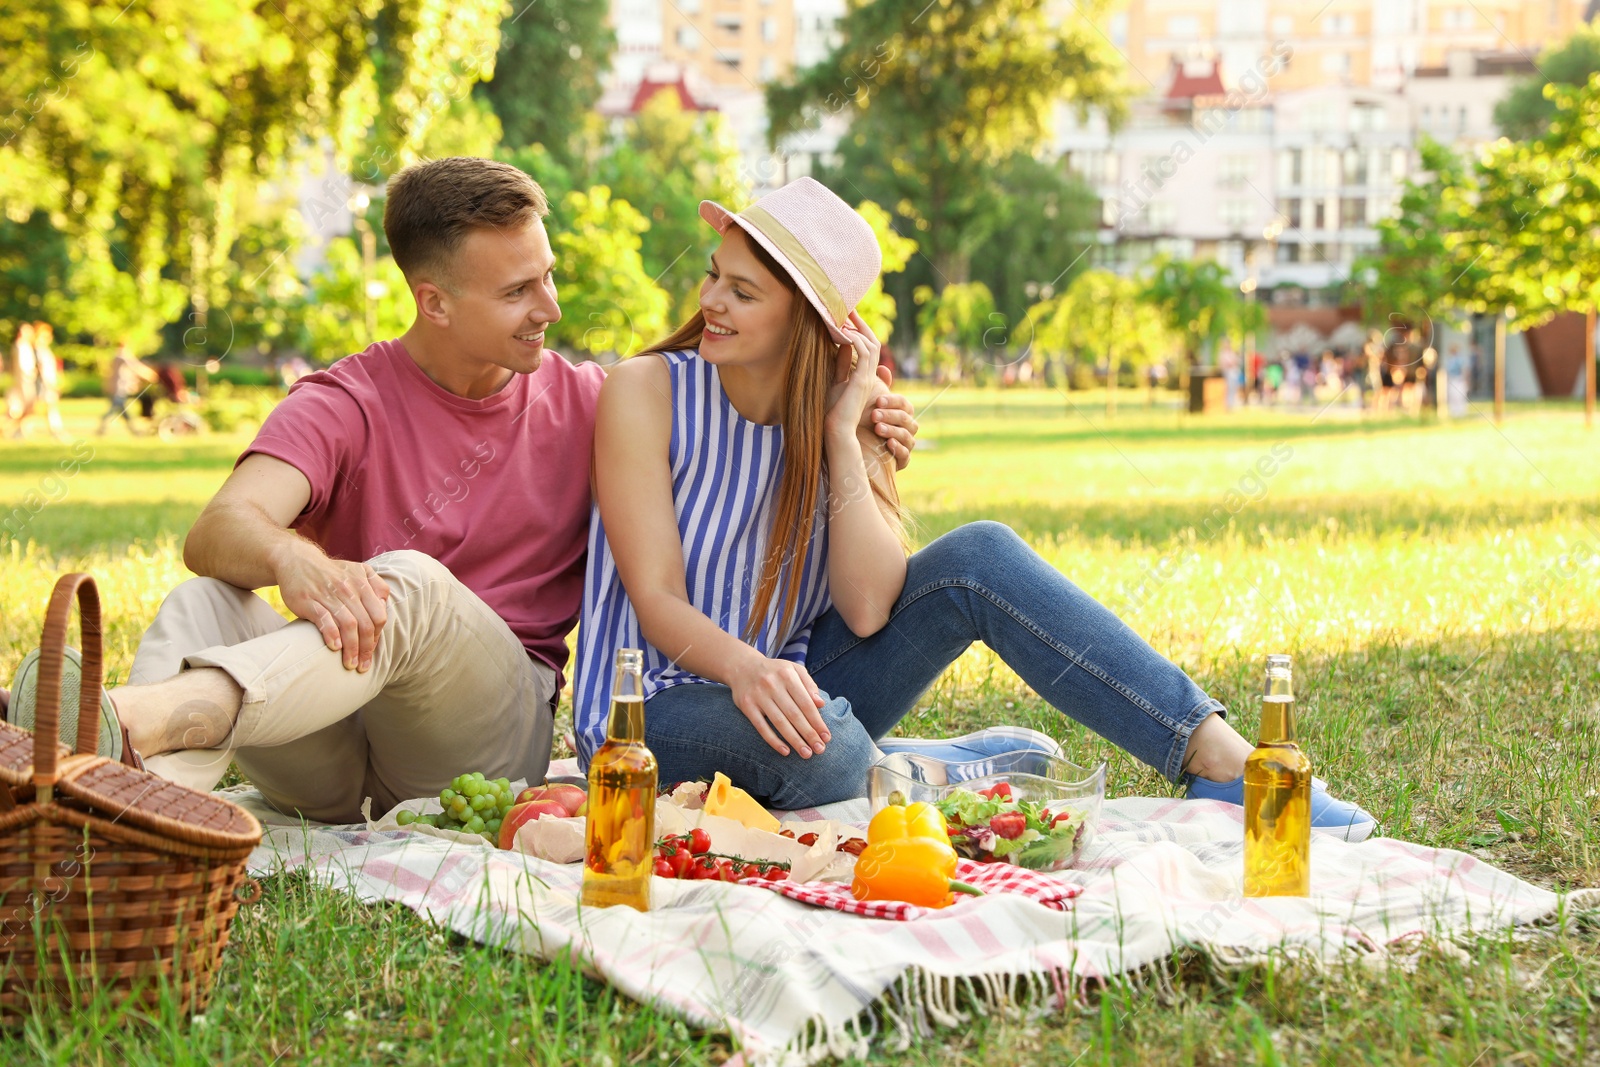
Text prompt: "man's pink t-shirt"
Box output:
[[244, 339, 605, 683]]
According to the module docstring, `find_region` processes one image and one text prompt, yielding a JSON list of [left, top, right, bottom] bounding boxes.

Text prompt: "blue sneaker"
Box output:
[[1186, 774, 1377, 843], [876, 725, 1063, 763]]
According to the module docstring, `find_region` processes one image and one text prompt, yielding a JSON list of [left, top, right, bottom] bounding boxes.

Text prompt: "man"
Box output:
[[4, 158, 919, 822]]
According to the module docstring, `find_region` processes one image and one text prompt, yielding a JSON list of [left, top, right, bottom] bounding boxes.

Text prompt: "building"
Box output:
[[601, 0, 846, 195], [1056, 45, 1564, 392], [1110, 0, 1586, 93]]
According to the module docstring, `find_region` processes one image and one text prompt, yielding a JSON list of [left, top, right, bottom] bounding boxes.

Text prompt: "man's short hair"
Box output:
[[383, 157, 549, 291]]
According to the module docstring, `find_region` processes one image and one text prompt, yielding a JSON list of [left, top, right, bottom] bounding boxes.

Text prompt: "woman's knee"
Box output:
[[936, 521, 1024, 558]]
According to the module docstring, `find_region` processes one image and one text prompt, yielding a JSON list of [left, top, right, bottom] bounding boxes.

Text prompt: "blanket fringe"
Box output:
[[768, 887, 1600, 1067]]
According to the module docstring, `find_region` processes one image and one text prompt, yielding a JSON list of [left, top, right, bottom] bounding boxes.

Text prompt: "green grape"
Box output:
[[396, 810, 416, 826], [465, 816, 485, 834], [486, 819, 502, 833], [496, 777, 511, 792], [440, 788, 456, 803]]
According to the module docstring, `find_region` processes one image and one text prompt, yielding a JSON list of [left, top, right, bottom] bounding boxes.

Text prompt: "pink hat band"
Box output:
[[699, 177, 881, 343]]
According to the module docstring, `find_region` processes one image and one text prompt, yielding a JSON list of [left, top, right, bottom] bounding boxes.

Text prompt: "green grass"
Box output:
[[3, 394, 1599, 1064]]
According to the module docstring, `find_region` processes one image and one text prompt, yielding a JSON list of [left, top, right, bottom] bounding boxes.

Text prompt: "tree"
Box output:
[[478, 0, 614, 169], [302, 239, 414, 364], [767, 0, 1127, 286], [854, 200, 917, 349], [914, 282, 999, 382], [1028, 269, 1170, 411], [1353, 137, 1488, 334], [1139, 257, 1243, 367], [548, 187, 671, 359], [0, 0, 505, 347], [967, 153, 1101, 328], [593, 93, 748, 316], [1493, 26, 1600, 141], [1470, 74, 1600, 426]]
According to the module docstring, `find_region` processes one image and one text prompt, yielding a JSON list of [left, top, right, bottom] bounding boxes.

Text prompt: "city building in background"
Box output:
[[1111, 0, 1586, 92]]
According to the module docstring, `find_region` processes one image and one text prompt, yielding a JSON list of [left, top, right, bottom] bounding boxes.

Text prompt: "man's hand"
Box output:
[[273, 546, 390, 672], [860, 363, 919, 470]]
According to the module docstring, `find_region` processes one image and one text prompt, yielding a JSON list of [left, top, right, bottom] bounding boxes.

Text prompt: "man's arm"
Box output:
[[184, 453, 389, 672], [861, 365, 919, 470]]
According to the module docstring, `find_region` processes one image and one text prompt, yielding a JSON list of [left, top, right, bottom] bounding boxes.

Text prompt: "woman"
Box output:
[[574, 179, 1373, 838], [5, 321, 37, 437]]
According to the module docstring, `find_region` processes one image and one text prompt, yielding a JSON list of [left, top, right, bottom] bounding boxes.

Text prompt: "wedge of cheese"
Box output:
[[702, 772, 780, 833]]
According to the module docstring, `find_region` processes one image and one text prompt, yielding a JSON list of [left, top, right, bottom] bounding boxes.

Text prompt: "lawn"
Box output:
[[2, 392, 1598, 1065]]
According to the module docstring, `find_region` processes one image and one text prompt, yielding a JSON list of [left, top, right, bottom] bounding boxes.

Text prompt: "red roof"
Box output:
[[1165, 58, 1225, 101], [629, 76, 712, 113]]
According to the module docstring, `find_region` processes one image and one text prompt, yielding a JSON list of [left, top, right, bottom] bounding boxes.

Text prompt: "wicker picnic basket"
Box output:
[[0, 573, 262, 1023]]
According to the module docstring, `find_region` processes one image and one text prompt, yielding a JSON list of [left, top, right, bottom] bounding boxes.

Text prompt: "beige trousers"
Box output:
[[131, 550, 556, 823]]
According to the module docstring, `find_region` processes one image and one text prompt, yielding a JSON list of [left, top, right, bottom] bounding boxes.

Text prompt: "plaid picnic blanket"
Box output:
[[234, 775, 1600, 1067], [756, 858, 1081, 920]]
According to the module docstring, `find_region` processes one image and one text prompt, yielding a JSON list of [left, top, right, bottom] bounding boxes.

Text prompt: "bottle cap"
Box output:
[[1266, 654, 1292, 671], [616, 648, 644, 669]]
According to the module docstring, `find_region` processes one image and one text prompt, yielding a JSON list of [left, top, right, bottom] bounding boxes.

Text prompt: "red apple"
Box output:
[[514, 783, 589, 817], [497, 799, 569, 849]]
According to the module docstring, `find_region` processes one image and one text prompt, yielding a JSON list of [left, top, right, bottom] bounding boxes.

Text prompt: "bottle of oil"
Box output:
[[1243, 653, 1312, 897], [582, 649, 658, 911]]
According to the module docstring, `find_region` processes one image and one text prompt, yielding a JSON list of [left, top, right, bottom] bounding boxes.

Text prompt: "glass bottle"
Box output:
[[582, 649, 658, 911], [1243, 653, 1312, 897]]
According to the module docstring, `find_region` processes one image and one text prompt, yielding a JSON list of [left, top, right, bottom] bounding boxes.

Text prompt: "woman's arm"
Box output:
[[594, 357, 833, 758], [822, 314, 909, 637]]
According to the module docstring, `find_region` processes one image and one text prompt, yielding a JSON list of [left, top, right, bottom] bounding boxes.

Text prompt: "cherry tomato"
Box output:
[[688, 828, 712, 855], [797, 832, 819, 847], [763, 866, 787, 882], [653, 858, 676, 878], [668, 850, 693, 878]]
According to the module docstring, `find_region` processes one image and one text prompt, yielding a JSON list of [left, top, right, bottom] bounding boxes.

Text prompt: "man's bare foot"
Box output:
[[112, 668, 243, 757]]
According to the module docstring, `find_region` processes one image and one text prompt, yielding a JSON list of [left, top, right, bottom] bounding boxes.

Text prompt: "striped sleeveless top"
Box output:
[[572, 349, 832, 768]]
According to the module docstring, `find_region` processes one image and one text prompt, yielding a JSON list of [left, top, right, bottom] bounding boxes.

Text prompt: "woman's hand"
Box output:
[[727, 655, 832, 758], [825, 311, 883, 445]]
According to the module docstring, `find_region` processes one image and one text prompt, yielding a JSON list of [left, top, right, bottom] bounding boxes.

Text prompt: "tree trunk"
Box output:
[[1106, 352, 1117, 416], [1587, 307, 1596, 429], [1494, 312, 1506, 425]]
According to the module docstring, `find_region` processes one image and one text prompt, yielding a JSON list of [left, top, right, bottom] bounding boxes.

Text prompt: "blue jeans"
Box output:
[[644, 521, 1224, 809]]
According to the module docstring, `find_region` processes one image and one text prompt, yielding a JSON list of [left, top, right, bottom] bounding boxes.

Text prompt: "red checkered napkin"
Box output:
[[741, 859, 1082, 921]]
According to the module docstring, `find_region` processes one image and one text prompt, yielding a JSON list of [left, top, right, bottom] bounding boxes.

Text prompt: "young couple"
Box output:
[[4, 157, 1373, 840]]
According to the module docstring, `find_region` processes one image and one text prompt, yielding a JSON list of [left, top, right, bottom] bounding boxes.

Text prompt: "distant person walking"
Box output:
[[5, 322, 38, 438], [98, 340, 158, 436], [31, 322, 65, 440]]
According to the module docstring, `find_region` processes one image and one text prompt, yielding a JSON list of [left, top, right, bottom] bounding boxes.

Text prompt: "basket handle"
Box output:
[[33, 573, 105, 789]]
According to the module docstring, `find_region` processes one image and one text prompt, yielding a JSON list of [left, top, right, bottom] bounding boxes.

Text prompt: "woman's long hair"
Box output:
[[640, 233, 908, 644]]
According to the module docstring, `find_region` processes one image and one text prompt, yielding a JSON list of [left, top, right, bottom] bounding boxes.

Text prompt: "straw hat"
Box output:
[[699, 177, 881, 343]]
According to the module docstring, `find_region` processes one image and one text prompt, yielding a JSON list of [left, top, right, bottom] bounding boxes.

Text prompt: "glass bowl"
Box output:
[[866, 750, 1107, 871]]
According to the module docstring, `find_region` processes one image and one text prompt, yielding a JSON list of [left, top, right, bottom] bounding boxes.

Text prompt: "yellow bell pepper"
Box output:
[[850, 801, 983, 908]]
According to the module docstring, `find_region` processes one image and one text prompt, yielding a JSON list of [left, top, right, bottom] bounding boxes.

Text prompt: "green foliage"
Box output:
[[1353, 138, 1486, 331], [548, 187, 671, 358], [968, 153, 1102, 326], [302, 238, 414, 364], [854, 200, 917, 346], [594, 93, 748, 315], [914, 281, 999, 380], [1139, 256, 1246, 365], [1470, 72, 1600, 328], [1027, 269, 1171, 388], [0, 0, 504, 347], [478, 0, 614, 170], [1492, 25, 1600, 142], [768, 0, 1127, 283]]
